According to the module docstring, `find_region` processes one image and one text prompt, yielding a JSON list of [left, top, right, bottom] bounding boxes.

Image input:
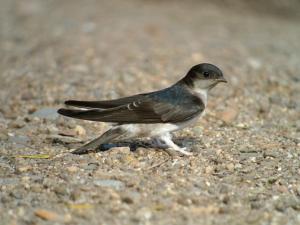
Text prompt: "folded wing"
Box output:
[[65, 94, 143, 109], [58, 86, 205, 124]]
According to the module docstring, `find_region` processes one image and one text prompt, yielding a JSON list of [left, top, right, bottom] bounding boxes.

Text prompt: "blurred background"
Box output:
[[1, 0, 299, 106], [1, 0, 300, 225]]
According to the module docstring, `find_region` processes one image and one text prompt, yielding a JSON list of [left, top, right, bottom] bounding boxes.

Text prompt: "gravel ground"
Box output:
[[1, 0, 300, 224]]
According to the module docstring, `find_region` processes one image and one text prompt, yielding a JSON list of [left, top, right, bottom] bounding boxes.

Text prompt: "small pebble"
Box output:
[[74, 125, 86, 136], [66, 166, 79, 173]]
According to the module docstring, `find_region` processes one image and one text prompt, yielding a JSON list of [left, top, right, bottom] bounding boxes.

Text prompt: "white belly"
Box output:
[[118, 110, 204, 139], [120, 123, 179, 138]]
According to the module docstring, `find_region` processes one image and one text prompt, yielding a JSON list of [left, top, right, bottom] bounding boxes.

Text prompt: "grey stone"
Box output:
[[94, 179, 125, 190], [8, 135, 30, 146], [32, 108, 59, 120], [0, 178, 19, 186]]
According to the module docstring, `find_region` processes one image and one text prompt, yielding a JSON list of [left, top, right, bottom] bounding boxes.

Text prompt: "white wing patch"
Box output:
[[127, 101, 141, 111]]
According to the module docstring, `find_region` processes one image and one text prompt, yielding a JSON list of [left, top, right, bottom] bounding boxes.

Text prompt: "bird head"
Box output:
[[181, 63, 227, 90]]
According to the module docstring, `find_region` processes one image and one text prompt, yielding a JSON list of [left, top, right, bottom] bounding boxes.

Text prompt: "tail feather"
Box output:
[[64, 96, 140, 109], [57, 108, 84, 117], [65, 100, 116, 109], [57, 108, 102, 121]]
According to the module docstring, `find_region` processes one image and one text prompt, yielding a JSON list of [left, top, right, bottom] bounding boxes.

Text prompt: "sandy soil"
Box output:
[[0, 0, 300, 224]]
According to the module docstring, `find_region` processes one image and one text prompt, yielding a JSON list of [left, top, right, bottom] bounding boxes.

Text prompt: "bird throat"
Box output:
[[193, 88, 208, 106], [178, 77, 208, 106]]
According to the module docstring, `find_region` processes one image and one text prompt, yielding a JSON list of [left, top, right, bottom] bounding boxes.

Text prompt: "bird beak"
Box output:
[[216, 78, 227, 83]]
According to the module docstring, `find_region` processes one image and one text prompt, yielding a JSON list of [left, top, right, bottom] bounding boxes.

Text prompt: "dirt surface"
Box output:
[[1, 0, 300, 224]]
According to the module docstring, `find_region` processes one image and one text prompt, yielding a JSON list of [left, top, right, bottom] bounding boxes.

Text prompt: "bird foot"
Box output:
[[170, 147, 193, 156]]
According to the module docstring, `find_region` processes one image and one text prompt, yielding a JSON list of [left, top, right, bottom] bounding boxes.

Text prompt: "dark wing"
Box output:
[[65, 94, 144, 109], [58, 86, 205, 124]]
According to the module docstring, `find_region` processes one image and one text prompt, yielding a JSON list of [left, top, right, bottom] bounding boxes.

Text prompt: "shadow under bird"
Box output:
[[58, 63, 227, 155]]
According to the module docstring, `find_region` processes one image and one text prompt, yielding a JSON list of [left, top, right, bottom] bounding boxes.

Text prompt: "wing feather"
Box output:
[[58, 85, 205, 124], [65, 94, 146, 109]]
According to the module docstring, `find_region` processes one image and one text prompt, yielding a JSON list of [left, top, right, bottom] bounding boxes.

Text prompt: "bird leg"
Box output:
[[151, 137, 168, 149], [157, 133, 192, 156]]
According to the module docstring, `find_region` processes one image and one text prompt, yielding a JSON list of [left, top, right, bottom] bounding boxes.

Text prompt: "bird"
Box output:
[[58, 63, 227, 155]]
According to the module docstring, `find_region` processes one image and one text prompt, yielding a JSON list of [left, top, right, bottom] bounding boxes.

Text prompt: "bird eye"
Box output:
[[203, 71, 209, 78]]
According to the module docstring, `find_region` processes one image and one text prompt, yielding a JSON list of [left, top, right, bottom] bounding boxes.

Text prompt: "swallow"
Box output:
[[58, 63, 227, 155]]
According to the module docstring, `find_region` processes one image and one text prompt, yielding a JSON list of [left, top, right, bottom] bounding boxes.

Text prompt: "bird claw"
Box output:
[[168, 147, 193, 156], [175, 147, 193, 156]]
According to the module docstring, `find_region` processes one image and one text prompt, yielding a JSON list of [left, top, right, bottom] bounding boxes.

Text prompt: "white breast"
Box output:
[[193, 88, 208, 107]]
